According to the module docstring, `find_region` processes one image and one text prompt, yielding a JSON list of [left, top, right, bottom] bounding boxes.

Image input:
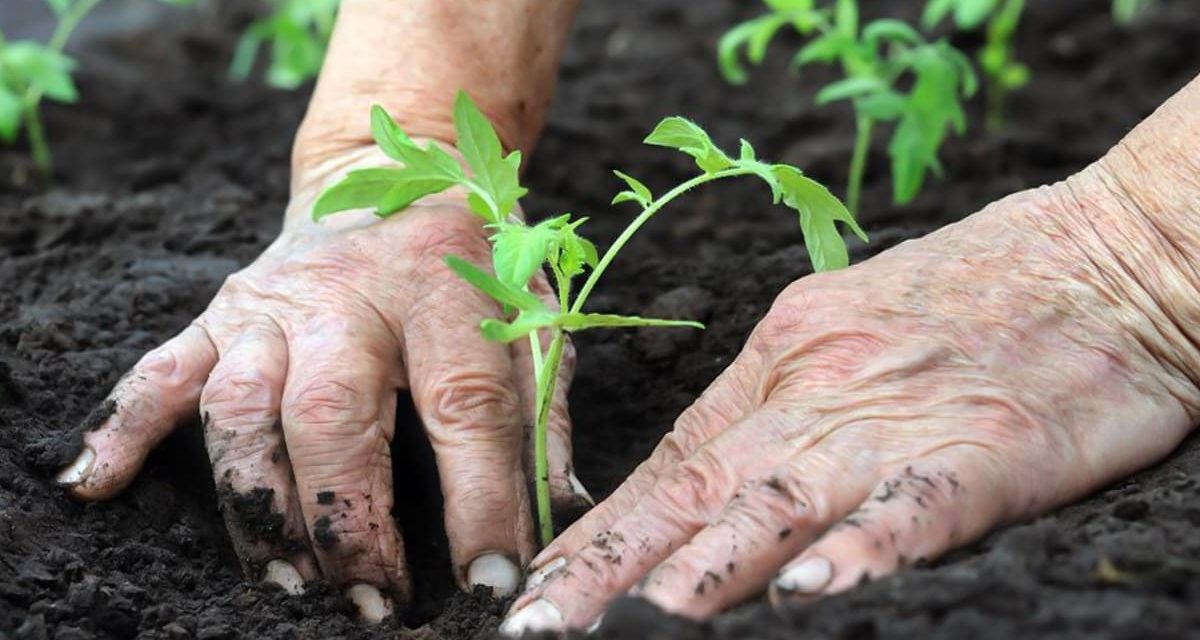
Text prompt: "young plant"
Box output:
[[719, 0, 977, 212], [312, 91, 867, 545], [229, 0, 338, 90], [922, 0, 1028, 131], [0, 0, 189, 181]]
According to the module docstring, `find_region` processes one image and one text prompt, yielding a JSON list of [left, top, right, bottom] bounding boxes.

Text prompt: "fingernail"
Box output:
[[774, 556, 833, 596], [467, 553, 521, 597], [524, 557, 567, 592], [346, 584, 393, 624], [586, 612, 605, 634], [569, 472, 595, 506], [499, 598, 564, 637], [262, 560, 304, 595], [56, 446, 96, 486]]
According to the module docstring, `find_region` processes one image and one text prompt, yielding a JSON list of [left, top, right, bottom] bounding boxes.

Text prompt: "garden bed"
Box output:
[[2, 0, 1200, 638]]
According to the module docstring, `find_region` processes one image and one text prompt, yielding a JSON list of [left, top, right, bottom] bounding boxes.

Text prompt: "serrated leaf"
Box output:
[[369, 104, 464, 181], [559, 313, 705, 332], [453, 90, 527, 224], [0, 86, 20, 143], [772, 165, 865, 272], [816, 76, 887, 105], [3, 43, 78, 103], [644, 116, 733, 174], [491, 222, 555, 289], [734, 157, 784, 204], [739, 139, 756, 161], [611, 170, 652, 207], [444, 255, 547, 312], [311, 168, 456, 220]]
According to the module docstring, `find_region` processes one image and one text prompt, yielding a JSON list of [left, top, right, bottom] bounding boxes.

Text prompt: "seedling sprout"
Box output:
[[312, 91, 866, 545]]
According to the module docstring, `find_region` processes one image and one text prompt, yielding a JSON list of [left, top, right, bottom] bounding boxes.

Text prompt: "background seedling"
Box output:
[[922, 0, 1026, 131], [1112, 0, 1155, 24], [229, 0, 338, 90], [0, 0, 189, 182], [720, 0, 977, 212], [312, 91, 867, 545]]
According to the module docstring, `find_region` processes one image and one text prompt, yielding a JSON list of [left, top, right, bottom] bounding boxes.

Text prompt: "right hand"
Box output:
[[55, 145, 590, 621]]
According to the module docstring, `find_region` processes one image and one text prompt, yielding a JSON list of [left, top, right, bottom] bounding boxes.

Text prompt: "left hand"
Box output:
[[499, 159, 1200, 633]]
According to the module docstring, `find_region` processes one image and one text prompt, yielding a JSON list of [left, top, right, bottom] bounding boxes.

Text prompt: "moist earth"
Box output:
[[2, 0, 1200, 639]]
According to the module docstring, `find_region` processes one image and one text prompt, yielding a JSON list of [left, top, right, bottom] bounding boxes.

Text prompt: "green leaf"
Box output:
[[453, 90, 527, 224], [3, 43, 78, 102], [815, 76, 887, 105], [228, 30, 263, 81], [311, 168, 457, 220], [739, 139, 756, 161], [444, 255, 547, 312], [772, 165, 865, 272], [856, 90, 907, 120], [552, 219, 599, 280], [491, 222, 555, 289], [834, 0, 859, 38], [717, 19, 760, 85], [611, 170, 652, 207], [44, 0, 71, 15], [0, 86, 20, 143], [644, 116, 734, 174], [863, 19, 923, 48], [480, 309, 558, 342], [921, 0, 956, 28], [954, 0, 999, 29], [559, 313, 705, 332], [792, 32, 846, 67]]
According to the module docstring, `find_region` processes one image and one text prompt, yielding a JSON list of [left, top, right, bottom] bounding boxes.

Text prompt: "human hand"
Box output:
[[502, 126, 1200, 633], [54, 144, 589, 622]]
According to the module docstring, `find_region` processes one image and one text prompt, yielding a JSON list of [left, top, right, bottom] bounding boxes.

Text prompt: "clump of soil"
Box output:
[[2, 0, 1199, 639]]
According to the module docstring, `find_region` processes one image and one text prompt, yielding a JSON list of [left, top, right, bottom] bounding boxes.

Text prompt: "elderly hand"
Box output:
[[503, 77, 1200, 634], [54, 144, 587, 621]]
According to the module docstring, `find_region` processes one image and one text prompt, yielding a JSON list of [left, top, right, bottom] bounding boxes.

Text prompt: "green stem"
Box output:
[[21, 0, 102, 181], [570, 167, 755, 313], [846, 114, 873, 215], [23, 98, 51, 181], [532, 330, 566, 546]]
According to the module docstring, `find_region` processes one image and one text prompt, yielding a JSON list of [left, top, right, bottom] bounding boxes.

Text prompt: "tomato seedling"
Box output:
[[312, 91, 866, 545], [922, 0, 1026, 132], [0, 0, 189, 181], [720, 0, 976, 212], [229, 0, 338, 90]]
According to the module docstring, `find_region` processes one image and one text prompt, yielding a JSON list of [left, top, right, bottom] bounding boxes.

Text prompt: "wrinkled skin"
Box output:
[[55, 146, 585, 615], [506, 147, 1200, 631]]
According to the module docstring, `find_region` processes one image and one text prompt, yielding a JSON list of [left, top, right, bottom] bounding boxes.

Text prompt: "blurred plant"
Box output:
[[0, 0, 190, 182], [229, 0, 338, 90], [1112, 0, 1155, 24], [313, 91, 865, 544], [720, 0, 977, 212], [922, 0, 1027, 131]]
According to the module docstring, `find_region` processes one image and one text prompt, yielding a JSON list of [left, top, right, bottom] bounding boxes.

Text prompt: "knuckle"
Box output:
[[404, 212, 490, 266], [285, 378, 372, 427], [651, 448, 730, 525], [424, 369, 521, 432], [202, 367, 279, 418]]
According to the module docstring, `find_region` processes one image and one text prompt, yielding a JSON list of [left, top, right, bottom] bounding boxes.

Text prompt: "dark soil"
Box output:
[[2, 0, 1199, 639]]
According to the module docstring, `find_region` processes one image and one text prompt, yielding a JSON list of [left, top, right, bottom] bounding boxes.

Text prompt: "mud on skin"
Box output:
[[3, 0, 1200, 639]]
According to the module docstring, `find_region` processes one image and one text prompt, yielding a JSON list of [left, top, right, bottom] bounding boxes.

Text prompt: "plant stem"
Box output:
[[982, 0, 1025, 132], [846, 114, 873, 214], [21, 0, 102, 181], [22, 99, 51, 181], [532, 330, 566, 546], [570, 167, 755, 314]]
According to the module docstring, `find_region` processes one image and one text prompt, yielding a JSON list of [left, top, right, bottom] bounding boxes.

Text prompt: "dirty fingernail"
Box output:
[[569, 471, 595, 506], [500, 598, 564, 637], [468, 553, 520, 597], [56, 446, 96, 486], [347, 584, 393, 623], [262, 560, 304, 595], [774, 556, 833, 595], [524, 557, 567, 592]]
